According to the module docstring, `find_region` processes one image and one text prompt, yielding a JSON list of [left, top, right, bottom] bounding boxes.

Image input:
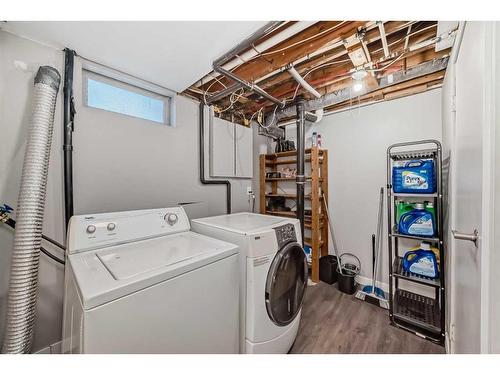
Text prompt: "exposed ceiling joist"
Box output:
[[185, 20, 452, 123], [264, 56, 449, 124], [377, 21, 391, 58]]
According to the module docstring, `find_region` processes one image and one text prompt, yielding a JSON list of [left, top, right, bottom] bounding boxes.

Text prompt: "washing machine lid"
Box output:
[[68, 231, 238, 309], [192, 212, 295, 235]]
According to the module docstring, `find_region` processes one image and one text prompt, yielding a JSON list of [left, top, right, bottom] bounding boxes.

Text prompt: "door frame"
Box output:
[[447, 21, 497, 354]]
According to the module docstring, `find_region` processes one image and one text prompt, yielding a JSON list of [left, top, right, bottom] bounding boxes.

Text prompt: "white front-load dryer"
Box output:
[[191, 213, 308, 354]]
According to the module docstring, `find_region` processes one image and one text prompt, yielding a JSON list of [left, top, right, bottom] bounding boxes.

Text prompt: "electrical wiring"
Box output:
[[211, 87, 247, 115], [370, 52, 408, 72], [202, 75, 229, 105]]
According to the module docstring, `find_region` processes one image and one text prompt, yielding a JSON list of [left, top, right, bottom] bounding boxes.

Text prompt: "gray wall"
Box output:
[[270, 89, 443, 286], [0, 30, 263, 352]]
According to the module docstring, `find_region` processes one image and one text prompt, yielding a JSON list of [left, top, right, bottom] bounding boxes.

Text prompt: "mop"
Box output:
[[354, 187, 389, 309]]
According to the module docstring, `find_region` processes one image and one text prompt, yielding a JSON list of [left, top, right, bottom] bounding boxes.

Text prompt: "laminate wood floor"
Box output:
[[290, 282, 445, 354]]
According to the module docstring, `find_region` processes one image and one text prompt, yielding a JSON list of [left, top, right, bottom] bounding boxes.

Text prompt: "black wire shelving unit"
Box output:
[[386, 140, 445, 345]]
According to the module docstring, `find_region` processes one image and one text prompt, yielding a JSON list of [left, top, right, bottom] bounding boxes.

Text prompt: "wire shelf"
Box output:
[[392, 257, 441, 287], [393, 289, 441, 333], [389, 148, 437, 161]]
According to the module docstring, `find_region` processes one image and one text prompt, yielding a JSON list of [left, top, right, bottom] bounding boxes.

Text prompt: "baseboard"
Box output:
[[355, 275, 390, 294], [34, 340, 62, 354]]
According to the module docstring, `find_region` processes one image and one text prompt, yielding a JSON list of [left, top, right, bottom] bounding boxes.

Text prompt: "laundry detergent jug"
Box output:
[[403, 242, 439, 278], [398, 203, 435, 237], [396, 201, 414, 222], [392, 159, 436, 194], [408, 242, 440, 265]]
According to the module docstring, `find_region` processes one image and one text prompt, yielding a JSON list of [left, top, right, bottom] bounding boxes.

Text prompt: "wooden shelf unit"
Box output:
[[259, 147, 329, 282]]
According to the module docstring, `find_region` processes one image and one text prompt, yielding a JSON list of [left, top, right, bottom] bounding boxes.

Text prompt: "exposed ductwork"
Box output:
[[2, 66, 61, 354]]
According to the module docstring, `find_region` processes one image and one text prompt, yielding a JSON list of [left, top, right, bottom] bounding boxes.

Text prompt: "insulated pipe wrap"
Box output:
[[2, 66, 61, 354]]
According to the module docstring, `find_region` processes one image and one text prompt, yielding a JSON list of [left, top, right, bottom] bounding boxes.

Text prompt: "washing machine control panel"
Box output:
[[274, 223, 297, 248], [67, 206, 190, 254]]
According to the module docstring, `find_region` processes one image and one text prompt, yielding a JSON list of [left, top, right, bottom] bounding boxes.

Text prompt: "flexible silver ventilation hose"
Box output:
[[2, 66, 61, 354]]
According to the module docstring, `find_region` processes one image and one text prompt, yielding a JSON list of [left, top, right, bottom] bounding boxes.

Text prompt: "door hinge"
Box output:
[[451, 94, 457, 113]]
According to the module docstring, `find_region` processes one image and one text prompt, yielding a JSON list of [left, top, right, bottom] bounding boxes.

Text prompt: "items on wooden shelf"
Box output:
[[259, 146, 328, 282]]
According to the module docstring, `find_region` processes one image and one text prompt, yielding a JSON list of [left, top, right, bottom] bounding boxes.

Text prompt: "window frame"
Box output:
[[82, 60, 176, 126]]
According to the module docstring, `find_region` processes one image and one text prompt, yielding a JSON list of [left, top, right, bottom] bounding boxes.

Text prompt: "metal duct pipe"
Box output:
[[2, 66, 61, 354], [214, 66, 284, 106], [295, 99, 306, 245], [63, 48, 76, 229], [213, 21, 285, 68], [198, 102, 231, 214]]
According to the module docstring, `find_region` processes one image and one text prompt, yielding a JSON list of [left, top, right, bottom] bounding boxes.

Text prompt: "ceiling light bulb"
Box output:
[[353, 82, 363, 92], [351, 69, 368, 81]]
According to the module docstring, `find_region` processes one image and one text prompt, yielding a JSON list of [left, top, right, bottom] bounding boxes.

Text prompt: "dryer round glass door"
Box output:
[[265, 242, 308, 326]]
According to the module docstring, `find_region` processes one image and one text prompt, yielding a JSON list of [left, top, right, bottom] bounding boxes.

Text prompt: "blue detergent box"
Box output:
[[303, 246, 312, 264], [392, 159, 436, 194]]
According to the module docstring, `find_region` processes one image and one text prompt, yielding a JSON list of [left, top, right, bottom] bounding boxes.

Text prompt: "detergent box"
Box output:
[[392, 159, 436, 194]]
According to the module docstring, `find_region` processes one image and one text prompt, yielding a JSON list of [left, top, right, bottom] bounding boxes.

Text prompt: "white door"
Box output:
[[450, 21, 496, 353]]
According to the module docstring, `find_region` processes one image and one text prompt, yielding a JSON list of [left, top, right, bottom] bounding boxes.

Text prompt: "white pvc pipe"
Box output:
[[288, 66, 321, 98], [287, 66, 324, 123]]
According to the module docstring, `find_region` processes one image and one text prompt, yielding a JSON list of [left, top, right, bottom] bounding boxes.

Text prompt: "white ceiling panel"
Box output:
[[1, 21, 268, 92]]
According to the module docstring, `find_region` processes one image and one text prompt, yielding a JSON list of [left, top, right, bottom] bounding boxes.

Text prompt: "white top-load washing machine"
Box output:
[[62, 206, 239, 354], [191, 213, 308, 354]]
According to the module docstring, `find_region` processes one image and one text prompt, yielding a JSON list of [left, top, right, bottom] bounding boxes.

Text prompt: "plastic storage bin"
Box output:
[[319, 255, 338, 284], [392, 159, 436, 194]]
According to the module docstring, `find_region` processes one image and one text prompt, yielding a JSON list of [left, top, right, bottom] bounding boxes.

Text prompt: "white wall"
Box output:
[[493, 22, 500, 354], [0, 30, 262, 352], [72, 56, 254, 218], [279, 89, 443, 283]]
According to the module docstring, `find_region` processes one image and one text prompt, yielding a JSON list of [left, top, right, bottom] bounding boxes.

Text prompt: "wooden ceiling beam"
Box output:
[[377, 21, 391, 58]]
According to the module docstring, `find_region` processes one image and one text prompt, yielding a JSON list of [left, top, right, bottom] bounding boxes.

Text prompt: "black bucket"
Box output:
[[337, 269, 357, 294], [336, 253, 360, 295]]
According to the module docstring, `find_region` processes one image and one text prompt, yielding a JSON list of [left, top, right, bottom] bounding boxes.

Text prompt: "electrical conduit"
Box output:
[[2, 66, 61, 354]]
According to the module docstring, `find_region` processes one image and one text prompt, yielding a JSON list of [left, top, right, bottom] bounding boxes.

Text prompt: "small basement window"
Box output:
[[83, 68, 175, 125]]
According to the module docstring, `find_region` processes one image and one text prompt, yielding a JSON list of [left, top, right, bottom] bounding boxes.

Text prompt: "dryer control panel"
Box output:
[[274, 223, 297, 248], [67, 206, 190, 254]]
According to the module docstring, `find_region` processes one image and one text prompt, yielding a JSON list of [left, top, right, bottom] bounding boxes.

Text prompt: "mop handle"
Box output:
[[373, 187, 384, 288], [321, 195, 341, 272]]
